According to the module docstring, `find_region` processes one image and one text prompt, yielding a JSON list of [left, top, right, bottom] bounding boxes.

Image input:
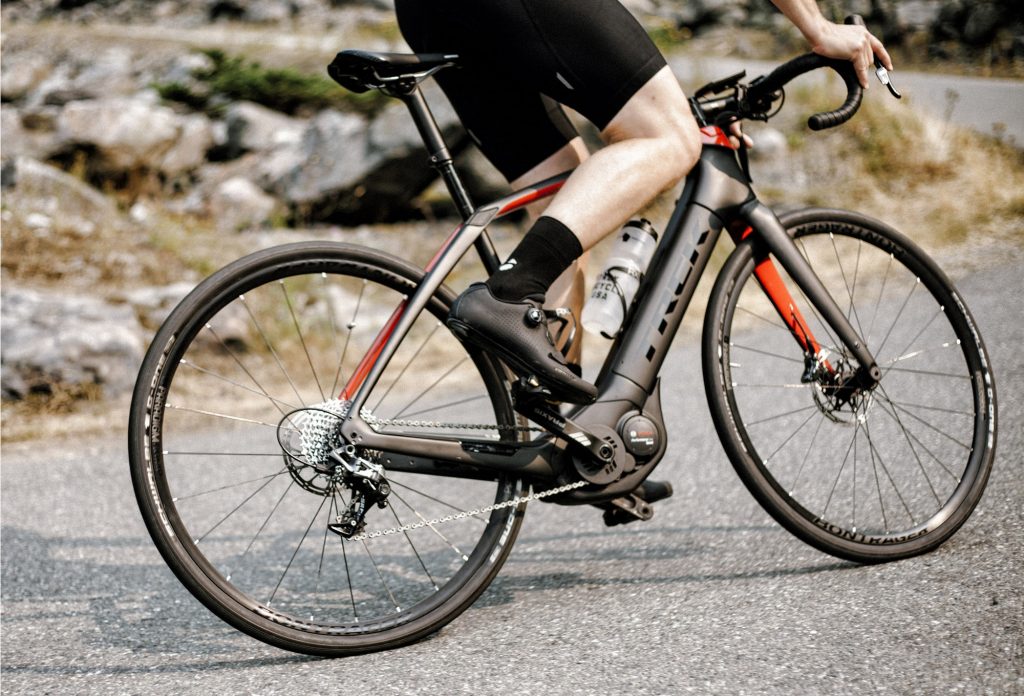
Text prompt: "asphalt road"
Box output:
[[2, 255, 1021, 694]]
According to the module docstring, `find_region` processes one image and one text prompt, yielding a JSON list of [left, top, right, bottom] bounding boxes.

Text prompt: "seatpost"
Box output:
[[396, 86, 501, 272]]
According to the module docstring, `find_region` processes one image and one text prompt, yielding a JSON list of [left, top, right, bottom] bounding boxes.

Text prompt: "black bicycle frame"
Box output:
[[335, 84, 880, 483]]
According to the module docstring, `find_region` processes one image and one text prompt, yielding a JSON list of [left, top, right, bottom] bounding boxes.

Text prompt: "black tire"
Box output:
[[703, 209, 996, 563], [129, 242, 527, 655]]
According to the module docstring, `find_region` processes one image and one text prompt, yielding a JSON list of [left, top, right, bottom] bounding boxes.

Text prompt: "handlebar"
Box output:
[[694, 15, 895, 133], [745, 53, 863, 131]]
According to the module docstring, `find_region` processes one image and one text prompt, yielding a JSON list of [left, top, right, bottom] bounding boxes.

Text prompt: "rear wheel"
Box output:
[[703, 209, 996, 562], [129, 242, 527, 655]]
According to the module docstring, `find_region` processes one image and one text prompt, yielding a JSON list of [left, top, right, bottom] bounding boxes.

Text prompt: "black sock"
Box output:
[[487, 216, 583, 302]]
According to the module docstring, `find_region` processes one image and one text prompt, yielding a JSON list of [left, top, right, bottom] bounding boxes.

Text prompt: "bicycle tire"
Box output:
[[129, 242, 527, 655], [703, 208, 996, 563]]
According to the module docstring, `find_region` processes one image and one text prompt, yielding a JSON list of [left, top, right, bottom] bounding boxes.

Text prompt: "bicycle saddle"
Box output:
[[328, 50, 460, 93]]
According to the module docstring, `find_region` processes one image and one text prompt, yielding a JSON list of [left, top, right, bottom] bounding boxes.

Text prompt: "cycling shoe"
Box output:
[[447, 283, 598, 404]]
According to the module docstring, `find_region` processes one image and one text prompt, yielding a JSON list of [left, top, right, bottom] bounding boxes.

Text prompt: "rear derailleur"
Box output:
[[327, 445, 391, 539]]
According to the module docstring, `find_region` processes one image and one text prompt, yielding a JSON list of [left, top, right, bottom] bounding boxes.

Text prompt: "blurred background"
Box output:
[[2, 0, 1023, 439]]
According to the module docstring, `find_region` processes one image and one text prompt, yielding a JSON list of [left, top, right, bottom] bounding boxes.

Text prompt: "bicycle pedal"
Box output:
[[598, 480, 674, 527]]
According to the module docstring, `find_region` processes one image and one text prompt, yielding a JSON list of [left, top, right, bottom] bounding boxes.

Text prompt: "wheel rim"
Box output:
[[719, 221, 990, 545], [140, 251, 523, 638]]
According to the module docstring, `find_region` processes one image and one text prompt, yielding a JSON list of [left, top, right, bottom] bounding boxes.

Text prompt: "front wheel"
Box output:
[[703, 209, 996, 563], [129, 242, 527, 655]]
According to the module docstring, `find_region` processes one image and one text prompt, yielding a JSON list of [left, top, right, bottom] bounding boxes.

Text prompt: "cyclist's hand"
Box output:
[[728, 122, 753, 149], [811, 22, 893, 89]]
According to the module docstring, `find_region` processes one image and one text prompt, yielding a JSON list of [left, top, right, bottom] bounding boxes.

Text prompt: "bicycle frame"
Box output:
[[334, 86, 881, 485]]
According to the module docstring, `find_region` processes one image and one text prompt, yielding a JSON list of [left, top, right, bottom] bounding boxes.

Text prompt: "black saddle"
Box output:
[[328, 50, 459, 94]]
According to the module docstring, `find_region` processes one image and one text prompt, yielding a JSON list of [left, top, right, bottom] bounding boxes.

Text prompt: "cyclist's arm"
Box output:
[[769, 0, 893, 88]]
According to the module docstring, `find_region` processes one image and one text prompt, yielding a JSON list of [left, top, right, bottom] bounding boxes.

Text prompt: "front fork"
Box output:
[[734, 201, 881, 392]]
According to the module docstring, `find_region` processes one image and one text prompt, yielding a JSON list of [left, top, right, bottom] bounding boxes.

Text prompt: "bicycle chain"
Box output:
[[359, 408, 545, 433], [349, 479, 587, 541], [348, 409, 582, 541]]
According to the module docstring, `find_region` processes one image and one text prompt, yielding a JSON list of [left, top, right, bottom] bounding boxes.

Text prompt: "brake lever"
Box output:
[[874, 59, 901, 99]]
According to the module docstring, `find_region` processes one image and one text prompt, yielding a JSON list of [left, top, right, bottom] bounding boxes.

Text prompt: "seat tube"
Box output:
[[399, 87, 500, 272], [742, 200, 881, 384]]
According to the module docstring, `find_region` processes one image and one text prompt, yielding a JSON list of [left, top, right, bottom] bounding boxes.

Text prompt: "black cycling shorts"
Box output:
[[395, 0, 667, 181]]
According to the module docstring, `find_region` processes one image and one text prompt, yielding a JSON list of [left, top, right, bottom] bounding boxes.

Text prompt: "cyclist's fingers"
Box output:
[[869, 32, 894, 71]]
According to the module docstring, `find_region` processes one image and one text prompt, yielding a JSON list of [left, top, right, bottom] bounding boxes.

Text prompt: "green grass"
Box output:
[[154, 49, 389, 117]]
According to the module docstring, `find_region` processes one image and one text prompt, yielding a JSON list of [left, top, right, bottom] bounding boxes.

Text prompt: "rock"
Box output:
[[0, 106, 62, 161], [0, 55, 52, 102], [894, 0, 943, 31], [271, 108, 374, 205], [1, 288, 144, 399], [4, 156, 119, 223], [963, 3, 1005, 46], [161, 113, 216, 176], [58, 96, 182, 171], [209, 176, 278, 230], [122, 282, 195, 329], [224, 101, 305, 158]]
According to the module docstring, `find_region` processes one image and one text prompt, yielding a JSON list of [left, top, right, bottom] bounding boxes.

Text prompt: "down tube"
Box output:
[[606, 204, 724, 394]]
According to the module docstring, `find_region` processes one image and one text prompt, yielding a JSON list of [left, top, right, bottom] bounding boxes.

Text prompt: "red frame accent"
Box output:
[[340, 301, 406, 400], [729, 225, 827, 363], [340, 177, 567, 399], [700, 126, 735, 149]]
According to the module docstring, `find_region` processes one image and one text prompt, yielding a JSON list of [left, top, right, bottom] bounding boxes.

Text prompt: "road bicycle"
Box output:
[[129, 32, 997, 655]]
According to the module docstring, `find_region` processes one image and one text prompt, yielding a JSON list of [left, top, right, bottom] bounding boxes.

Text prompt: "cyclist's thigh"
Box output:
[[395, 0, 667, 181]]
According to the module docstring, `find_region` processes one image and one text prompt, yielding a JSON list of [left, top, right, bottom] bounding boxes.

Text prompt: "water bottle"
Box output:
[[581, 219, 659, 338]]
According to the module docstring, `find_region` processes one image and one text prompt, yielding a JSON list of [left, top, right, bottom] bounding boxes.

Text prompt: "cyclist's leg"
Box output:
[[542, 66, 700, 250], [509, 139, 591, 365]]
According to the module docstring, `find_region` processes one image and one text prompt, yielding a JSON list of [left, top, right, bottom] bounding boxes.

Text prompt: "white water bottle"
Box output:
[[581, 219, 659, 338]]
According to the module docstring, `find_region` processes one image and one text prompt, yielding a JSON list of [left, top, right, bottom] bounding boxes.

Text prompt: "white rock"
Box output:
[[58, 97, 182, 170], [225, 101, 305, 156], [160, 113, 215, 175], [1, 288, 145, 398], [209, 177, 277, 231]]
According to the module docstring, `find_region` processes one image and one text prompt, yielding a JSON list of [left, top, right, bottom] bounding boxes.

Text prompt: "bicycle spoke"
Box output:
[[172, 468, 287, 502], [863, 419, 916, 527], [875, 397, 962, 482], [789, 413, 825, 494], [747, 403, 818, 428], [196, 469, 287, 545], [830, 233, 868, 342], [280, 280, 326, 402], [166, 403, 297, 432], [313, 495, 336, 620], [389, 504, 440, 591], [877, 388, 942, 506], [822, 421, 859, 518], [882, 396, 973, 451], [203, 322, 292, 418], [874, 276, 919, 360], [761, 408, 820, 468], [391, 393, 491, 422], [240, 294, 306, 407], [393, 356, 471, 420], [241, 480, 295, 559], [331, 279, 368, 398], [373, 323, 442, 413], [389, 478, 488, 523], [886, 305, 945, 370], [268, 493, 331, 607], [332, 490, 359, 623], [361, 540, 401, 613], [865, 253, 894, 346], [729, 342, 804, 365], [882, 400, 974, 418], [882, 365, 971, 380], [180, 358, 301, 414], [866, 422, 889, 533], [391, 490, 469, 562]]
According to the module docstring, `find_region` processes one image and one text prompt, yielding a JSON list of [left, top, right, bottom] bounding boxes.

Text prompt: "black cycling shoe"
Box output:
[[447, 283, 598, 404]]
